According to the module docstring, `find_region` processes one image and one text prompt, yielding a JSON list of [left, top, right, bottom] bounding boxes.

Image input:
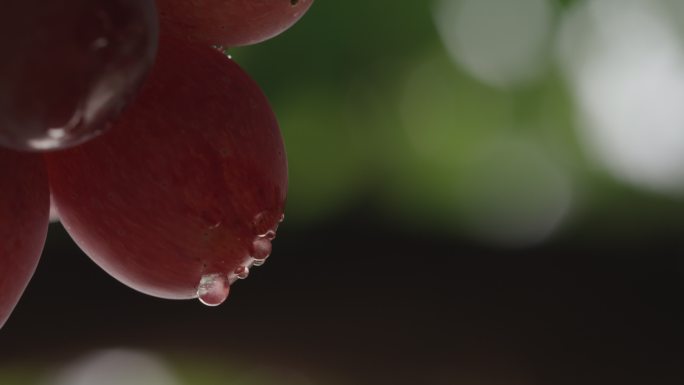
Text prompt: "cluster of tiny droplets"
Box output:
[[196, 212, 284, 306]]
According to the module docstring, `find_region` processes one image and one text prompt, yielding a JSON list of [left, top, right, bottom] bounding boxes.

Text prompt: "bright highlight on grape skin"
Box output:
[[0, 0, 159, 151], [156, 0, 314, 47]]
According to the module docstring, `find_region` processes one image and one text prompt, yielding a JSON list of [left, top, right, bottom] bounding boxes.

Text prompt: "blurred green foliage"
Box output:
[[224, 0, 684, 246]]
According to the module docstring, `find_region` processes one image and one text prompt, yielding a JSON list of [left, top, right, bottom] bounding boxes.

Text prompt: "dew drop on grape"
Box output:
[[252, 258, 268, 267], [234, 266, 250, 280], [252, 238, 273, 261], [197, 273, 230, 307]]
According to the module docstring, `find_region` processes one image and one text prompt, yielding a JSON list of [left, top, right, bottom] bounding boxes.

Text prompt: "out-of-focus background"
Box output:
[[3, 0, 684, 383]]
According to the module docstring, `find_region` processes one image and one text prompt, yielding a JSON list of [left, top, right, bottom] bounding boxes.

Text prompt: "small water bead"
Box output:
[[259, 229, 276, 240], [252, 210, 283, 235], [234, 266, 250, 279], [252, 237, 272, 260], [196, 273, 230, 306], [252, 257, 268, 267]]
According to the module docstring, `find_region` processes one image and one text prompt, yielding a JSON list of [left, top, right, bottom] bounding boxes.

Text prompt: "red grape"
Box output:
[[0, 149, 50, 329], [46, 35, 288, 303], [156, 0, 313, 47], [0, 0, 158, 151]]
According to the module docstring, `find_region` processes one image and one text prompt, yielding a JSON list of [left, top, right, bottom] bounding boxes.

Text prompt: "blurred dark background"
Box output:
[[4, 0, 684, 384]]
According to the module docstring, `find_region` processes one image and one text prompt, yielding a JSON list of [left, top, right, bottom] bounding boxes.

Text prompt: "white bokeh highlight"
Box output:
[[455, 137, 574, 247], [46, 349, 181, 385], [433, 0, 554, 88], [558, 0, 684, 195]]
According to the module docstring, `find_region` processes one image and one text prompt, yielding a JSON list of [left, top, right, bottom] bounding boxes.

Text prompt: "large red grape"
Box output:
[[0, 149, 50, 328], [0, 0, 158, 151], [46, 35, 288, 304], [156, 0, 313, 47]]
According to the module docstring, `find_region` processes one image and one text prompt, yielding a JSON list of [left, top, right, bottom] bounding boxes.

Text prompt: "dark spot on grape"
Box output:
[[290, 0, 299, 5]]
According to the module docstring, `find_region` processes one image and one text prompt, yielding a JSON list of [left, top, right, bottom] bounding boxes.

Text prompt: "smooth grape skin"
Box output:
[[156, 0, 313, 47], [0, 0, 158, 151], [0, 149, 50, 329], [46, 35, 288, 300]]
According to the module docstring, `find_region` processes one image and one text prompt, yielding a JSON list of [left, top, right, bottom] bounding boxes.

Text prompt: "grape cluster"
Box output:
[[0, 0, 312, 328]]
